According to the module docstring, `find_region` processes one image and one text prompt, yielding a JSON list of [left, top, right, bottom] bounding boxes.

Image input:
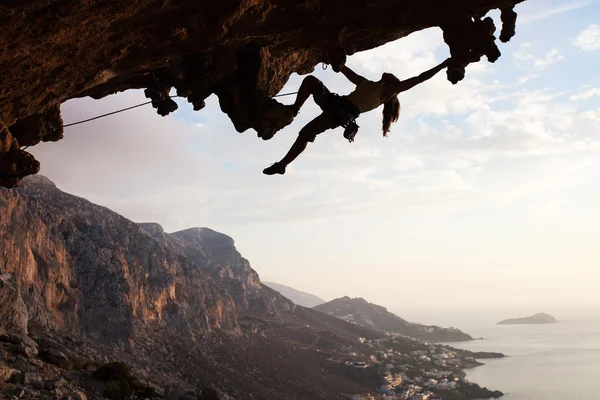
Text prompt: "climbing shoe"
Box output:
[[262, 162, 286, 176]]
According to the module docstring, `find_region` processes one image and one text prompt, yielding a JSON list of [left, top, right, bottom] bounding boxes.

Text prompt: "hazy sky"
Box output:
[[30, 0, 600, 319]]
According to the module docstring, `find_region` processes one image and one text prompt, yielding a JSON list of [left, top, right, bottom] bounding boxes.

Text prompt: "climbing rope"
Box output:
[[64, 98, 167, 127], [20, 90, 300, 150], [274, 91, 299, 98], [62, 91, 299, 128]]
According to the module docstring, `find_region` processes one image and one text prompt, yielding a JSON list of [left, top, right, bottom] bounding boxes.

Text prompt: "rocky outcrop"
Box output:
[[170, 228, 295, 314], [0, 175, 240, 345], [0, 0, 526, 187], [315, 296, 473, 342]]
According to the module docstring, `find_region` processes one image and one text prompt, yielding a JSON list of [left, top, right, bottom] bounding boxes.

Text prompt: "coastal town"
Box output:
[[330, 334, 504, 400]]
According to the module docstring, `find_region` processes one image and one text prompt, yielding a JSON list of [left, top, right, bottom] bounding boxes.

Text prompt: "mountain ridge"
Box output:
[[314, 296, 473, 342], [263, 282, 326, 308]]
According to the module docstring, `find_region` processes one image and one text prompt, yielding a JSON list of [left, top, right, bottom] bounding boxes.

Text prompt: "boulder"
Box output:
[[45, 377, 67, 389], [23, 371, 42, 386], [39, 348, 70, 369], [199, 387, 235, 400], [0, 364, 19, 382], [9, 334, 39, 358], [71, 390, 88, 400]]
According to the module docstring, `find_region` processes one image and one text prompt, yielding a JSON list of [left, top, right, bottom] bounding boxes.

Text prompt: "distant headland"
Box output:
[[497, 313, 558, 325]]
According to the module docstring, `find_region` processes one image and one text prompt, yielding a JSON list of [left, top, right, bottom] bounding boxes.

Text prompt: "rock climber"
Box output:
[[262, 49, 450, 176]]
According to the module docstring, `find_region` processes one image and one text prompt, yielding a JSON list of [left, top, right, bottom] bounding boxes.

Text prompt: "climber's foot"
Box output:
[[262, 162, 286, 176]]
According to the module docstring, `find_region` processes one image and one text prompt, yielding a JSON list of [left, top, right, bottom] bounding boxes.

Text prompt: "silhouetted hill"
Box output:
[[314, 297, 473, 342], [498, 313, 558, 325], [263, 282, 326, 308]]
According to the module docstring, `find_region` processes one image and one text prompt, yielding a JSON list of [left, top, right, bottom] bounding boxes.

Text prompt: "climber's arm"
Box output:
[[395, 58, 450, 93], [339, 65, 367, 86]]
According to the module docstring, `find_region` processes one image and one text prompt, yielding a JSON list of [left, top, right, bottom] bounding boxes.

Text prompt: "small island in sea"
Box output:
[[497, 313, 558, 325]]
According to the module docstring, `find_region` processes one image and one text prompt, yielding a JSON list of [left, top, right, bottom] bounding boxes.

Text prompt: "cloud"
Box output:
[[518, 1, 593, 24], [570, 88, 600, 100], [573, 24, 600, 51], [514, 44, 565, 70]]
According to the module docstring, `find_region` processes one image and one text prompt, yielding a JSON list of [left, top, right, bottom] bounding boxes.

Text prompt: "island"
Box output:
[[497, 313, 558, 325]]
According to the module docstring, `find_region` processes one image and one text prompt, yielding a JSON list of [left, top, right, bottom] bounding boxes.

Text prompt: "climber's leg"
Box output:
[[263, 112, 335, 175], [290, 76, 331, 114]]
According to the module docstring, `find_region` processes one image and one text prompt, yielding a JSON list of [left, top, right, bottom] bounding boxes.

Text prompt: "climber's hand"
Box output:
[[329, 46, 347, 73]]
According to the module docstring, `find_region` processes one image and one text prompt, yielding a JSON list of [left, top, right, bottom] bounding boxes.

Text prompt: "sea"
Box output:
[[391, 307, 600, 400], [442, 319, 600, 400]]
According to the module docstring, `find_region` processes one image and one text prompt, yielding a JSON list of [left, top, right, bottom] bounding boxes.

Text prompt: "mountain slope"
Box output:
[[314, 297, 473, 342], [263, 282, 326, 308], [0, 176, 390, 399]]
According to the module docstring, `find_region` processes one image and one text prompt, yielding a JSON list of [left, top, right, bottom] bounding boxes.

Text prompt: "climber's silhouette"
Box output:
[[262, 53, 450, 176]]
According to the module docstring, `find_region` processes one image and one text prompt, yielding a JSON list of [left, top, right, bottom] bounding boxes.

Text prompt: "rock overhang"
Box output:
[[0, 0, 525, 187]]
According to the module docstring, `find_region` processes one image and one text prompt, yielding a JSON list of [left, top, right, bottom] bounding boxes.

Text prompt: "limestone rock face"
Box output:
[[0, 273, 28, 335], [0, 176, 242, 344], [138, 226, 295, 315], [171, 228, 295, 313], [0, 0, 526, 186]]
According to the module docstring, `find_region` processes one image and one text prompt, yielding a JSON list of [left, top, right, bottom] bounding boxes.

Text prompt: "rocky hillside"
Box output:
[[314, 297, 473, 342], [0, 0, 526, 187], [0, 175, 294, 347], [263, 282, 326, 308], [0, 176, 389, 399]]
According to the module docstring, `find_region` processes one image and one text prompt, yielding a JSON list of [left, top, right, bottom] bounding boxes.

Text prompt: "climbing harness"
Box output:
[[325, 93, 360, 143]]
